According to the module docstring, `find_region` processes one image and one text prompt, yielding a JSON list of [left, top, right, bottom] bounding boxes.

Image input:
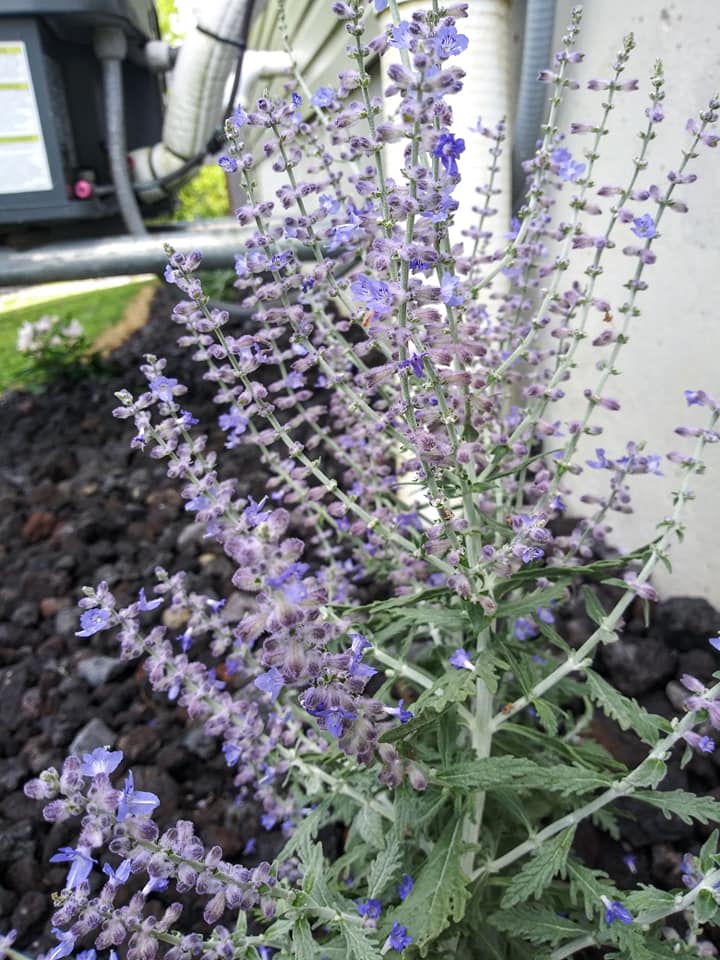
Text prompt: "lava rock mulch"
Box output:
[[0, 286, 719, 953]]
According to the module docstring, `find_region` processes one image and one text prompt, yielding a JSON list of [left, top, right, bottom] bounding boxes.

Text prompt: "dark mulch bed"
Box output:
[[1, 286, 719, 954]]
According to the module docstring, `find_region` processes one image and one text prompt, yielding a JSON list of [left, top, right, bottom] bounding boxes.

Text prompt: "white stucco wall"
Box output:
[[549, 1, 720, 604]]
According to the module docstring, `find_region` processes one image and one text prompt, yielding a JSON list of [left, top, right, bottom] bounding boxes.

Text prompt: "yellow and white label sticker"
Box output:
[[0, 41, 53, 194]]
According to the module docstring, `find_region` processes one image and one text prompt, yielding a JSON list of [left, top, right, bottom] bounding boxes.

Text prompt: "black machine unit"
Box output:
[[0, 0, 164, 230]]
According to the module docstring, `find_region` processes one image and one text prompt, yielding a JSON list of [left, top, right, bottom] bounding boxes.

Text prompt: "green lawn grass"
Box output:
[[0, 280, 153, 392]]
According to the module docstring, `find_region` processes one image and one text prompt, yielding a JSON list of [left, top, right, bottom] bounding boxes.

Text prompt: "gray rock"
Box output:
[[10, 601, 39, 628], [182, 726, 216, 760], [600, 636, 676, 697], [176, 521, 206, 554], [0, 757, 28, 793], [11, 890, 46, 938], [68, 717, 116, 757], [54, 606, 78, 636], [652, 596, 719, 651], [77, 655, 124, 688]]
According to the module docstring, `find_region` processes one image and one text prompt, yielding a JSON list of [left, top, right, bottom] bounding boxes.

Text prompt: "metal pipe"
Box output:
[[0, 223, 329, 286], [0, 226, 247, 286], [512, 0, 557, 208], [95, 28, 147, 236]]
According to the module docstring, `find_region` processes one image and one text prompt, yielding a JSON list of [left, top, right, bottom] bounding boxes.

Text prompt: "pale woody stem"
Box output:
[[475, 678, 720, 882]]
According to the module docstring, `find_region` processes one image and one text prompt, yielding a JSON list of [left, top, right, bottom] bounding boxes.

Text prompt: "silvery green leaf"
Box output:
[[501, 827, 575, 909]]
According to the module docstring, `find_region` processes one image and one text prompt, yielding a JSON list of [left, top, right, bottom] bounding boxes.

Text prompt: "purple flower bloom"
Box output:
[[350, 274, 395, 318], [398, 874, 414, 900], [75, 607, 111, 637], [536, 607, 555, 625], [684, 731, 715, 754], [440, 273, 463, 307], [603, 898, 633, 926], [244, 495, 271, 527], [80, 747, 123, 777], [386, 699, 413, 723], [218, 406, 248, 447], [102, 859, 132, 884], [398, 351, 427, 379], [551, 146, 586, 182], [387, 922, 413, 952], [630, 214, 657, 239], [434, 24, 468, 60], [514, 617, 538, 641], [433, 133, 466, 177], [449, 648, 474, 671], [149, 376, 179, 402], [685, 389, 708, 407], [117, 770, 160, 822], [325, 705, 355, 738], [311, 86, 335, 108], [261, 812, 277, 831], [710, 635, 720, 652], [254, 666, 285, 703], [47, 929, 76, 960], [218, 155, 237, 173], [137, 588, 162, 612], [390, 22, 411, 49], [265, 562, 310, 603], [223, 742, 241, 766], [356, 898, 382, 919], [233, 105, 248, 126], [622, 853, 638, 874], [49, 846, 96, 889], [374, 0, 388, 10], [291, 92, 302, 107]]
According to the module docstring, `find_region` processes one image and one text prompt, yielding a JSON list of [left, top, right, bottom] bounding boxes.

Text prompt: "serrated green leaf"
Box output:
[[291, 918, 316, 960], [695, 888, 720, 925], [340, 919, 381, 960], [501, 827, 576, 909], [632, 789, 720, 825], [367, 837, 401, 900], [699, 828, 719, 875], [567, 859, 617, 919], [277, 802, 329, 862], [351, 806, 385, 850], [625, 885, 677, 917], [592, 807, 621, 840], [536, 619, 571, 654], [297, 839, 335, 910], [585, 669, 665, 745], [379, 711, 438, 745], [630, 757, 667, 789], [434, 755, 550, 790], [606, 922, 677, 960], [495, 583, 569, 620], [434, 756, 611, 797], [582, 585, 607, 626], [390, 819, 469, 954], [552, 766, 613, 796], [413, 668, 476, 716], [533, 698, 559, 736], [488, 903, 586, 946]]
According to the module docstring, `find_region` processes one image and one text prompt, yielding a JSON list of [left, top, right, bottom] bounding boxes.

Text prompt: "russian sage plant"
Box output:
[[6, 2, 720, 959]]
